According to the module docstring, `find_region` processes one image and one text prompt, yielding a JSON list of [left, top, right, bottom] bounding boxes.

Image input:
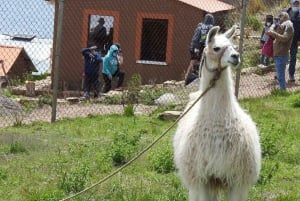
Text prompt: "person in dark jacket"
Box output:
[[287, 0, 300, 82], [88, 18, 107, 54], [81, 46, 103, 99], [102, 44, 125, 93], [185, 13, 214, 86]]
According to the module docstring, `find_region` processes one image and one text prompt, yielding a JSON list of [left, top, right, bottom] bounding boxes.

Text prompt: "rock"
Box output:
[[154, 93, 181, 105], [66, 97, 80, 104], [158, 110, 182, 121], [255, 64, 275, 75]]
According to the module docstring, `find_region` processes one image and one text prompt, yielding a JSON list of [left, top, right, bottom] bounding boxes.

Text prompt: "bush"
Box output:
[[58, 165, 89, 194], [0, 168, 8, 180], [290, 93, 300, 107], [241, 50, 260, 67], [260, 127, 280, 158], [9, 142, 27, 154], [246, 16, 262, 31], [147, 141, 175, 174], [108, 130, 141, 166], [257, 161, 279, 185]]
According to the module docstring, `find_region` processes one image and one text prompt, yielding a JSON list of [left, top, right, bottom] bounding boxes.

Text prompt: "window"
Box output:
[[140, 18, 168, 62], [82, 10, 119, 54], [87, 15, 114, 55], [135, 13, 174, 65]]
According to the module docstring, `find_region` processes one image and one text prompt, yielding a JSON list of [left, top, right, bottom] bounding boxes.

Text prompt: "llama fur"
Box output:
[[173, 25, 261, 201]]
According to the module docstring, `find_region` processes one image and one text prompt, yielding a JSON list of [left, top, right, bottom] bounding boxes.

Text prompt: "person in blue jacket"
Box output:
[[81, 45, 103, 99], [287, 0, 300, 82], [102, 44, 125, 93]]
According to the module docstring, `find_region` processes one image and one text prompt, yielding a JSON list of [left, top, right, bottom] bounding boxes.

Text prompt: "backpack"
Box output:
[[199, 24, 212, 45]]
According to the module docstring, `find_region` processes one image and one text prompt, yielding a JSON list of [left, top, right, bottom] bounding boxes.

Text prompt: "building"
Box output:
[[52, 0, 236, 90], [0, 45, 37, 87]]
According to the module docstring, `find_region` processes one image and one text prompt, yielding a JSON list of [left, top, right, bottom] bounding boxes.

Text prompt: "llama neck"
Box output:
[[199, 67, 236, 106]]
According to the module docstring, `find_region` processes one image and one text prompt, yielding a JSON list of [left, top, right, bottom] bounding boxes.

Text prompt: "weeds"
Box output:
[[108, 130, 142, 166], [58, 164, 89, 194], [9, 141, 27, 154], [1, 92, 300, 200], [147, 141, 175, 174], [290, 93, 300, 107]]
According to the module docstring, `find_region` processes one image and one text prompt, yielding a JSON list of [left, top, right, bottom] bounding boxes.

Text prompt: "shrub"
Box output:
[[260, 131, 280, 158], [123, 104, 134, 116], [241, 50, 260, 67], [58, 165, 89, 194], [258, 161, 279, 185], [0, 168, 8, 180], [122, 73, 142, 116], [108, 130, 141, 166], [246, 16, 262, 31], [9, 142, 27, 154], [38, 95, 52, 107], [147, 141, 175, 174], [290, 93, 300, 107]]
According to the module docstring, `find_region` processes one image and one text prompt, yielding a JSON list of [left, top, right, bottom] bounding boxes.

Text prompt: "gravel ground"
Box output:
[[1, 66, 300, 128]]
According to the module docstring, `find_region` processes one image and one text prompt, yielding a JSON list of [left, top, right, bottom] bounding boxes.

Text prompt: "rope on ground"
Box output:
[[60, 80, 217, 201]]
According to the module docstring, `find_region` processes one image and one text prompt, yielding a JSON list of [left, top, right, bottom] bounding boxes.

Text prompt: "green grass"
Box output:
[[0, 92, 300, 201]]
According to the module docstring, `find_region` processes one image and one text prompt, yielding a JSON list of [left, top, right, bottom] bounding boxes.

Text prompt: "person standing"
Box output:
[[259, 15, 273, 67], [185, 13, 214, 86], [88, 17, 107, 54], [81, 46, 103, 99], [266, 12, 294, 90], [287, 0, 300, 82], [102, 44, 125, 93]]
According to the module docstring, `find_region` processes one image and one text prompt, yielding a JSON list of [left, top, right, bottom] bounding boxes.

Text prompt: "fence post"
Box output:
[[235, 0, 248, 98], [51, 0, 64, 123]]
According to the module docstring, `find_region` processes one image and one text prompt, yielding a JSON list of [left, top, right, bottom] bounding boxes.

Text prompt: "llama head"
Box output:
[[204, 25, 240, 70]]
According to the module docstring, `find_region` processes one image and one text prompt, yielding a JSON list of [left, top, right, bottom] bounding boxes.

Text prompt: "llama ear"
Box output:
[[206, 26, 220, 44], [224, 25, 238, 39]]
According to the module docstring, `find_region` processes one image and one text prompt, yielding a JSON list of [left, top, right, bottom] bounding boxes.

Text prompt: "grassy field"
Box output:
[[0, 91, 300, 201]]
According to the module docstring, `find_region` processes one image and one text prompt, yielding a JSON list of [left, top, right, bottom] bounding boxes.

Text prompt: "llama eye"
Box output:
[[213, 47, 221, 52]]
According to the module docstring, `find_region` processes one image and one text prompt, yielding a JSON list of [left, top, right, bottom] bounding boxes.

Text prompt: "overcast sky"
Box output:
[[0, 0, 54, 39]]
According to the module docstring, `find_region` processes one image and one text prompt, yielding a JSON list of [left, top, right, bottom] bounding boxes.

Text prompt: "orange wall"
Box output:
[[52, 0, 208, 90]]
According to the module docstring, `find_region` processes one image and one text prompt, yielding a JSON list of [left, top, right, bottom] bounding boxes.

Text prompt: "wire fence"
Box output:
[[0, 0, 299, 127], [1, 0, 299, 200]]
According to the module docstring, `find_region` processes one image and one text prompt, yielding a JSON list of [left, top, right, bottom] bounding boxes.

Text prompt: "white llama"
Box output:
[[173, 25, 261, 201]]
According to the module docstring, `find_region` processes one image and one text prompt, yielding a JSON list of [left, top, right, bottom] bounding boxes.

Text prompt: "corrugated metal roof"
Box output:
[[177, 0, 236, 13]]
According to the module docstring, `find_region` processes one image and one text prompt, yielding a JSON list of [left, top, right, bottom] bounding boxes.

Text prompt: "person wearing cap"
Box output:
[[185, 13, 214, 86], [287, 0, 300, 82], [102, 44, 125, 93], [81, 45, 103, 99], [266, 12, 294, 90], [88, 17, 107, 54]]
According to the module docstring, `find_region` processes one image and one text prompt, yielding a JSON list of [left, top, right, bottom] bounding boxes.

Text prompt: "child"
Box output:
[[259, 15, 274, 67]]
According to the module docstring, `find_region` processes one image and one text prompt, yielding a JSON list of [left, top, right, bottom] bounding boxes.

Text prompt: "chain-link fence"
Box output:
[[0, 0, 299, 127]]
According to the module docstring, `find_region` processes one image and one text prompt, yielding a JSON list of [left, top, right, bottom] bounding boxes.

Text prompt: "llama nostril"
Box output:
[[231, 54, 240, 60]]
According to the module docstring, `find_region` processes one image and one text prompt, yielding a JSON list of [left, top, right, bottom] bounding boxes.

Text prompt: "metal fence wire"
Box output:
[[0, 0, 299, 126]]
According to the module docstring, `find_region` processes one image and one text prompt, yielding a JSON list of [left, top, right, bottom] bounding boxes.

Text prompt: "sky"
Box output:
[[0, 0, 55, 39], [0, 0, 55, 74]]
